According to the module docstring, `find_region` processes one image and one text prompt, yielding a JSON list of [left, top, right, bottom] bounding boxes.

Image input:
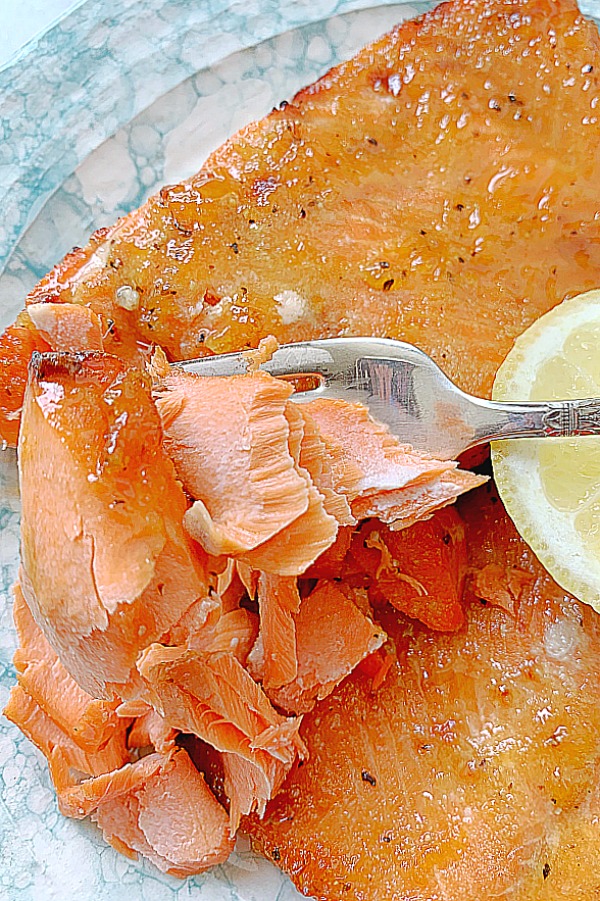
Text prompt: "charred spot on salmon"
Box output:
[[361, 770, 377, 786], [272, 847, 281, 861], [29, 350, 100, 381], [543, 863, 551, 880]]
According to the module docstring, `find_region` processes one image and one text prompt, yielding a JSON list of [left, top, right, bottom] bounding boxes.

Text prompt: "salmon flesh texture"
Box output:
[[248, 484, 600, 901]]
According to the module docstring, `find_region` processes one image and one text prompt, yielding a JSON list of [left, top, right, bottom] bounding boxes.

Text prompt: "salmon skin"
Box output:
[[248, 484, 600, 901], [1, 0, 600, 444]]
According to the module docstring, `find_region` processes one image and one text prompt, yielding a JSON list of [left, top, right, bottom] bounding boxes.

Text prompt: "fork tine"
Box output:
[[176, 339, 359, 382]]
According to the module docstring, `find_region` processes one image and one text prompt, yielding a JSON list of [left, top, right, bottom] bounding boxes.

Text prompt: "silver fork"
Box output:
[[176, 337, 600, 460]]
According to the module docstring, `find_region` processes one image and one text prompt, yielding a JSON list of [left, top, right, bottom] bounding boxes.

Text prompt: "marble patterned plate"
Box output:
[[1, 1, 600, 899]]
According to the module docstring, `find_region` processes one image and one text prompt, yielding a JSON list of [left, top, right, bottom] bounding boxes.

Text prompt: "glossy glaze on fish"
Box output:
[[248, 485, 600, 901], [1, 0, 600, 444]]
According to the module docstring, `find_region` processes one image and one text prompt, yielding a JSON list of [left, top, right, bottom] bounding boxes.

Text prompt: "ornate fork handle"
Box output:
[[473, 397, 600, 445], [540, 399, 600, 437]]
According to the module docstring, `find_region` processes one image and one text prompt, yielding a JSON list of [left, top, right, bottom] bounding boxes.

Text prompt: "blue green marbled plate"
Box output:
[[1, 1, 600, 898], [0, 3, 436, 899]]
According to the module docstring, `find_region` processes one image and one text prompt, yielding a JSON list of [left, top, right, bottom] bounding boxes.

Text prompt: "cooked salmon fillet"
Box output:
[[4, 685, 130, 779], [26, 303, 104, 353], [92, 750, 234, 876], [12, 583, 126, 752], [156, 368, 485, 573], [18, 352, 208, 698], [248, 485, 600, 901], [1, 0, 599, 447], [263, 580, 387, 716], [136, 643, 306, 829], [247, 574, 302, 691], [4, 0, 600, 889], [343, 510, 468, 631], [155, 371, 314, 557]]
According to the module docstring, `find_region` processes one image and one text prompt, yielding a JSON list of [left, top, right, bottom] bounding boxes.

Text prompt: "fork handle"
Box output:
[[469, 396, 600, 446]]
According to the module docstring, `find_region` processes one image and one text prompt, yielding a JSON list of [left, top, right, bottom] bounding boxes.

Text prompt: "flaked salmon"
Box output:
[[247, 574, 302, 691], [26, 302, 104, 353], [1, 0, 599, 446], [343, 509, 468, 631], [7, 342, 482, 875], [136, 643, 306, 829], [155, 371, 314, 557], [262, 580, 387, 716], [4, 685, 130, 779], [127, 707, 177, 755], [92, 750, 234, 876], [156, 368, 485, 573], [12, 583, 127, 752], [248, 485, 600, 901], [18, 352, 208, 698]]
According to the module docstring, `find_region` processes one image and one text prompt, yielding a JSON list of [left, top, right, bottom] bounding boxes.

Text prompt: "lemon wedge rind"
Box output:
[[491, 288, 600, 611]]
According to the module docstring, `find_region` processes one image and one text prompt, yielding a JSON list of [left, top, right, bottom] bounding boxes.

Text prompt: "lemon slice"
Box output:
[[491, 288, 600, 611]]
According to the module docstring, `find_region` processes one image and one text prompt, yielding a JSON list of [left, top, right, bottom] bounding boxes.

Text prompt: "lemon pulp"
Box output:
[[491, 289, 600, 611]]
